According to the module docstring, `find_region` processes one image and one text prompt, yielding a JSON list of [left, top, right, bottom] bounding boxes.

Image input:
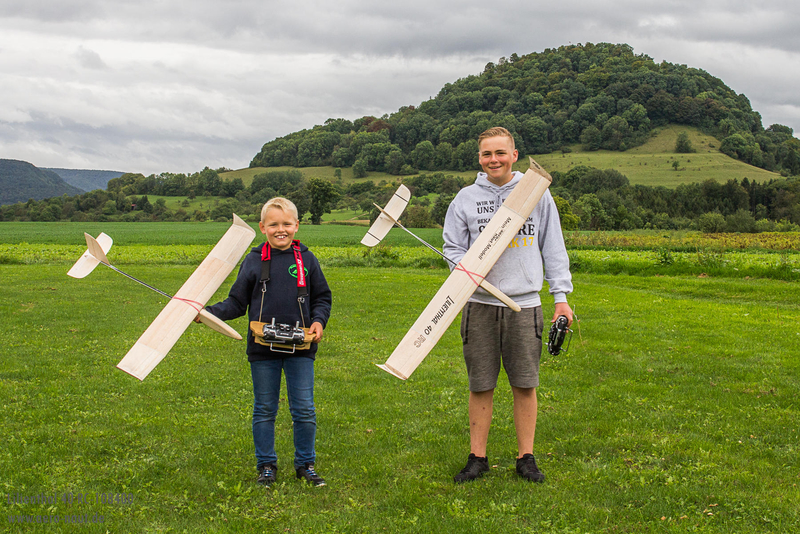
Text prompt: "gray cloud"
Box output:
[[74, 46, 107, 69]]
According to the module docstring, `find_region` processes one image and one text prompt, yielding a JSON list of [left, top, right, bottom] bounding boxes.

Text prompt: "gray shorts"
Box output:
[[460, 302, 544, 392]]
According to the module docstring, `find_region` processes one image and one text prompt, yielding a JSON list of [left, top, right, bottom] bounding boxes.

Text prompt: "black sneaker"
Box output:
[[296, 463, 326, 487], [257, 464, 277, 486], [453, 453, 489, 483], [516, 453, 545, 483]]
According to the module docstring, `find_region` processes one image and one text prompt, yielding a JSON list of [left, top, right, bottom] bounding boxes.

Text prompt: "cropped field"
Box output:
[[2, 224, 799, 532]]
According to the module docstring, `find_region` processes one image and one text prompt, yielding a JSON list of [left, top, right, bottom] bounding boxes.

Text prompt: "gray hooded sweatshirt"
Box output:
[[442, 170, 572, 309]]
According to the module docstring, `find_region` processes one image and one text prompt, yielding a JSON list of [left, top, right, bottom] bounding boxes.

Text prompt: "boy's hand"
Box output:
[[309, 321, 324, 342], [193, 314, 202, 324], [552, 302, 573, 327]]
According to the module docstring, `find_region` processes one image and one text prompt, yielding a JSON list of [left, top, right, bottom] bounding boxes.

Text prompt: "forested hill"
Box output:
[[0, 160, 83, 205], [250, 42, 800, 177]]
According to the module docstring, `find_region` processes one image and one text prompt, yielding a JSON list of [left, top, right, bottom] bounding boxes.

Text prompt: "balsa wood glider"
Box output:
[[370, 157, 553, 379], [68, 214, 256, 380]]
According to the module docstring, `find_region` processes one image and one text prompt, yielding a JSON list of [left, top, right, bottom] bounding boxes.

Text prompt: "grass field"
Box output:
[[0, 222, 444, 247], [2, 225, 799, 532], [222, 126, 781, 190]]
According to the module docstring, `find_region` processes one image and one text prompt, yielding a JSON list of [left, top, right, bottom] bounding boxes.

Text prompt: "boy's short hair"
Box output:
[[261, 197, 299, 222], [478, 127, 516, 151]]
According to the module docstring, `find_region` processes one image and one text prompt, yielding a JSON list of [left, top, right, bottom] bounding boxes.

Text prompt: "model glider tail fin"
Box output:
[[528, 156, 553, 183], [67, 232, 113, 278], [361, 185, 411, 247]]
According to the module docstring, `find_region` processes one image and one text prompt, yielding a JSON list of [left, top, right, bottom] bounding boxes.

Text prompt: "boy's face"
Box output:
[[259, 208, 299, 250], [478, 135, 518, 186]]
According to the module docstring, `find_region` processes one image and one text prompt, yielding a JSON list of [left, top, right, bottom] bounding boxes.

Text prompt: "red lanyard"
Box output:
[[261, 241, 307, 293]]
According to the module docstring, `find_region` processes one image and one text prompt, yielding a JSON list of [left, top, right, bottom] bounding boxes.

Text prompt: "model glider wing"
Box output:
[[378, 158, 553, 380], [361, 185, 411, 247], [67, 233, 113, 279], [116, 214, 256, 380]]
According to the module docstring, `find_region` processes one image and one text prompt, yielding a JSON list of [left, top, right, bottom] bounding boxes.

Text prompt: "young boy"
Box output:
[[442, 127, 573, 483], [204, 198, 332, 487]]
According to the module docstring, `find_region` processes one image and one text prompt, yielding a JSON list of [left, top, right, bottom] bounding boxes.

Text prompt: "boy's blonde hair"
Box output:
[[478, 126, 516, 151], [261, 197, 299, 222]]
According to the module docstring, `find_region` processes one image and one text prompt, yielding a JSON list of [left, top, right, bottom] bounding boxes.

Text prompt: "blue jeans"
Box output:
[[250, 358, 316, 468]]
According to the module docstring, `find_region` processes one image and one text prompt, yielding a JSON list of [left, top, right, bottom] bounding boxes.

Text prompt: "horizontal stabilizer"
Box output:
[[67, 233, 113, 278], [198, 308, 242, 340], [361, 185, 411, 247], [478, 279, 522, 312]]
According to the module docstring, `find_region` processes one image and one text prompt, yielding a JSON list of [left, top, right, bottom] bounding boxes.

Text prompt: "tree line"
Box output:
[[250, 43, 800, 179], [550, 167, 800, 232], [3, 164, 798, 234], [0, 169, 332, 225]]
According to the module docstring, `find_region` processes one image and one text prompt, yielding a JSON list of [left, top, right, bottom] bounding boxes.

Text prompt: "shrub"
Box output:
[[755, 218, 775, 233], [775, 219, 800, 232], [725, 209, 756, 233], [675, 131, 696, 153], [697, 212, 726, 233]]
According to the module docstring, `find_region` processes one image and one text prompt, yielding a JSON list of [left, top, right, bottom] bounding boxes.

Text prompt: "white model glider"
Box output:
[[68, 214, 256, 380], [371, 157, 553, 380]]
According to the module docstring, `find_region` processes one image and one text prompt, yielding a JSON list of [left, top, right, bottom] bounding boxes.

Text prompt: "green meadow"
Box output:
[[1, 223, 799, 533], [532, 126, 780, 188]]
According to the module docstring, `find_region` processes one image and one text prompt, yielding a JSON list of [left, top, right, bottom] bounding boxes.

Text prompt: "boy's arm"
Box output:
[[537, 190, 573, 307], [307, 254, 332, 330], [205, 255, 255, 321]]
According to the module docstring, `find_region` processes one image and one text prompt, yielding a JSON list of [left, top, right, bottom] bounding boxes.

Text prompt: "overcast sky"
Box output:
[[1, 1, 799, 175]]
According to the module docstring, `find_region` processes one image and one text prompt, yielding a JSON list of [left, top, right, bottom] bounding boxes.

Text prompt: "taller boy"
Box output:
[[443, 127, 573, 483]]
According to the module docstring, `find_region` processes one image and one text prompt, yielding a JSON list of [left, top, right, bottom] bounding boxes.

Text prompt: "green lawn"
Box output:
[[1, 224, 799, 532]]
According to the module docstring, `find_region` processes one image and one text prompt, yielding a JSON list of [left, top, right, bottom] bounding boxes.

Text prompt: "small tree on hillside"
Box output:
[[352, 158, 368, 178], [306, 177, 339, 225], [675, 131, 696, 153]]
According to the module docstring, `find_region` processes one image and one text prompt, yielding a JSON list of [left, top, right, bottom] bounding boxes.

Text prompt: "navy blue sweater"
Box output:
[[206, 242, 332, 361]]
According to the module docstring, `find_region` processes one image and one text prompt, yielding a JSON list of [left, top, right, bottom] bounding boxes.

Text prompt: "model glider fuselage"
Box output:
[[68, 214, 256, 380], [376, 158, 553, 379]]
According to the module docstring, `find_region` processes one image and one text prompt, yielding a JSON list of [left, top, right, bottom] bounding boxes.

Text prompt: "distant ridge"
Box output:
[[0, 159, 83, 205], [44, 168, 125, 192]]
